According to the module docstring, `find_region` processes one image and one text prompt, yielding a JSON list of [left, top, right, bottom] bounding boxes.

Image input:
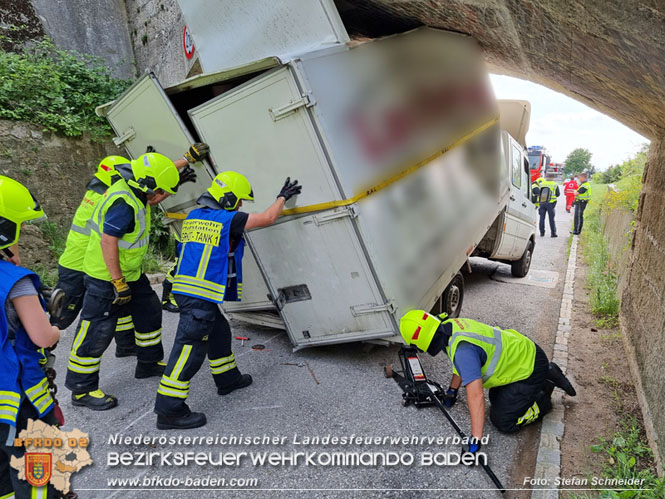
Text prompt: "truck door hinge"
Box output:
[[113, 127, 136, 146], [269, 93, 315, 121], [351, 301, 396, 317], [313, 205, 358, 226]]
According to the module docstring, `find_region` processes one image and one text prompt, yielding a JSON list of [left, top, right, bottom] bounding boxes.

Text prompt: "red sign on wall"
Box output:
[[183, 25, 195, 59]]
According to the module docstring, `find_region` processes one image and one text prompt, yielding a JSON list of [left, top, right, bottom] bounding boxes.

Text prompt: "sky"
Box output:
[[489, 74, 648, 171]]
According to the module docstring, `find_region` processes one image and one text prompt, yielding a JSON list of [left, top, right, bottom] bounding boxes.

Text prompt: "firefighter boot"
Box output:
[[217, 374, 253, 395], [135, 361, 166, 379], [71, 389, 118, 411], [547, 362, 576, 396], [157, 410, 207, 430]]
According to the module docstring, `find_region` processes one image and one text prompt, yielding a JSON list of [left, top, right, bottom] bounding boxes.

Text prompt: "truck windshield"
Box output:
[[528, 153, 541, 170]]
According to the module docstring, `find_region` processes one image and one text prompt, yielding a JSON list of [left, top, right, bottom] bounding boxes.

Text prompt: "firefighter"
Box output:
[[537, 172, 560, 238], [154, 172, 302, 430], [64, 150, 202, 410], [563, 176, 578, 213], [400, 311, 575, 451], [571, 172, 591, 235], [53, 155, 139, 358], [530, 176, 544, 208], [0, 176, 60, 498]]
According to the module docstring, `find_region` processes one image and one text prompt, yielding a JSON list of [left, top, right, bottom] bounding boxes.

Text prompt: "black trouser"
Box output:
[[538, 203, 557, 235], [154, 295, 241, 417], [0, 401, 59, 498], [488, 345, 553, 433], [160, 260, 177, 304], [573, 200, 588, 234], [51, 265, 135, 350], [65, 274, 163, 394]]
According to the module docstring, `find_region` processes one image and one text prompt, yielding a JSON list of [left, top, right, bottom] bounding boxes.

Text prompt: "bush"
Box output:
[[0, 30, 133, 139]]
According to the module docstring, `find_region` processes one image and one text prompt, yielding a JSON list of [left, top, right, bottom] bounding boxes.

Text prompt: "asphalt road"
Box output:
[[52, 200, 572, 498]]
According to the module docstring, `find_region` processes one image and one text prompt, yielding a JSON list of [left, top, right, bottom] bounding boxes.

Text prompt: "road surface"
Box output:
[[51, 201, 572, 498]]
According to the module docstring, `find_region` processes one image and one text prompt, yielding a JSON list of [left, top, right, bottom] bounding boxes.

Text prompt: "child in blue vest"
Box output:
[[154, 172, 302, 429]]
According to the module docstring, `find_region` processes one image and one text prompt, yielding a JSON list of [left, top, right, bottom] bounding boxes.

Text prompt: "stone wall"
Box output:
[[620, 138, 665, 470], [0, 120, 122, 272], [600, 200, 634, 297], [124, 0, 200, 88]]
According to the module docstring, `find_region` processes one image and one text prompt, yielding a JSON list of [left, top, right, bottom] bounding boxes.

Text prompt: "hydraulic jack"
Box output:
[[385, 346, 506, 493]]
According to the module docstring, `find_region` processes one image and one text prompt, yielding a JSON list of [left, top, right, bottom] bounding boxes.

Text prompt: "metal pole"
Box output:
[[426, 385, 506, 493]]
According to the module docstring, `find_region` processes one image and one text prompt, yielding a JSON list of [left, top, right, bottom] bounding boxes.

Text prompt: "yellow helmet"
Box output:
[[400, 310, 445, 352], [0, 176, 45, 250], [95, 155, 128, 186], [208, 171, 254, 210], [129, 153, 179, 195]]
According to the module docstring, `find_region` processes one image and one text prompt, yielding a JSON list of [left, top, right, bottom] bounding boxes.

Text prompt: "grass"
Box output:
[[39, 220, 67, 257], [579, 184, 621, 320]]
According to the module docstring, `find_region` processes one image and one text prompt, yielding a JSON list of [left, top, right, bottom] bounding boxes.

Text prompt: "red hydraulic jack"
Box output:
[[385, 346, 506, 493]]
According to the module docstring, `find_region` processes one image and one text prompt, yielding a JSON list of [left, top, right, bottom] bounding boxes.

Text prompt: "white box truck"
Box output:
[[97, 6, 536, 350]]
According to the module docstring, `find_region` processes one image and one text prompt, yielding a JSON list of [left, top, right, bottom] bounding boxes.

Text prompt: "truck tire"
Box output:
[[511, 240, 533, 278], [442, 272, 464, 318]]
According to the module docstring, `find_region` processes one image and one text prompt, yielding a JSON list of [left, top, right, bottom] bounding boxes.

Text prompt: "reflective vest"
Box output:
[[577, 182, 591, 201], [538, 180, 559, 203], [83, 178, 150, 282], [173, 208, 245, 303], [59, 179, 109, 271], [0, 261, 55, 426], [444, 318, 536, 388]]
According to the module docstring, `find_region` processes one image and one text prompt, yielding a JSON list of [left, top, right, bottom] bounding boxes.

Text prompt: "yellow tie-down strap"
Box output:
[[165, 117, 498, 220]]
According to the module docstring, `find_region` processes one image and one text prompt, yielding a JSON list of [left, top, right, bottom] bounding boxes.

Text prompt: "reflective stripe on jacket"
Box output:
[[445, 318, 536, 388]]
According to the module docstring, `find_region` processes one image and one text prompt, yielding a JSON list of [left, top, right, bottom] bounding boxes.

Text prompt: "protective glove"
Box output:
[[444, 387, 458, 408], [184, 142, 210, 163], [277, 177, 302, 201], [111, 277, 132, 305], [174, 165, 197, 192], [461, 437, 482, 456]]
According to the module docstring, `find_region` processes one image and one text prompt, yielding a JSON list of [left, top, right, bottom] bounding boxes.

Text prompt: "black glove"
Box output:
[[184, 143, 210, 163], [277, 177, 302, 201], [111, 277, 132, 305], [461, 437, 482, 456], [444, 387, 458, 408], [175, 165, 197, 192]]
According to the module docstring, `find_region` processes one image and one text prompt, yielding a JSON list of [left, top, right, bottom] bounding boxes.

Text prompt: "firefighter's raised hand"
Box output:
[[111, 276, 132, 305], [175, 165, 197, 192], [184, 143, 210, 163], [277, 177, 302, 201]]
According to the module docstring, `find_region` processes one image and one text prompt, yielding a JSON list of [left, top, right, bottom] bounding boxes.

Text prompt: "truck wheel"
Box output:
[[511, 240, 533, 278], [442, 273, 464, 318]]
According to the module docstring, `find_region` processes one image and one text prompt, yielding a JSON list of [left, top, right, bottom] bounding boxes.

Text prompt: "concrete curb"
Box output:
[[531, 235, 578, 499]]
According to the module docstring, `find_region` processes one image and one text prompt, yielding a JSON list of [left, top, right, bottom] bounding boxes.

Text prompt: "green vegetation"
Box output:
[[0, 27, 132, 139], [143, 210, 176, 274], [595, 144, 648, 185], [39, 220, 67, 257], [565, 147, 596, 177], [588, 418, 665, 498], [580, 183, 620, 318]]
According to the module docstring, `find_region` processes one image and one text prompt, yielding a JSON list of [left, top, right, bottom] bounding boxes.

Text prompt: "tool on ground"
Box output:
[[235, 336, 249, 346], [385, 345, 505, 493]]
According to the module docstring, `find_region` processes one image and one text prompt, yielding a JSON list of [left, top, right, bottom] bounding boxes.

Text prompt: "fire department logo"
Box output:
[[25, 453, 52, 487]]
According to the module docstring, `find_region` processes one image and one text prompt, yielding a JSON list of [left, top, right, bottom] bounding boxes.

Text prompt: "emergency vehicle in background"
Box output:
[[528, 145, 551, 182]]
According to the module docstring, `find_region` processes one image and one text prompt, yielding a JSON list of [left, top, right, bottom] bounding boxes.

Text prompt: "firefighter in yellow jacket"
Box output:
[[400, 311, 576, 452]]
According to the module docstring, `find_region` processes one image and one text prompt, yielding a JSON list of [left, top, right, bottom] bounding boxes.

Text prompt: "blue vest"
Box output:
[[0, 261, 55, 427], [173, 208, 245, 303]]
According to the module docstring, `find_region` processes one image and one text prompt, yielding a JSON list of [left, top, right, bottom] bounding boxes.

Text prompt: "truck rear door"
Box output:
[[101, 73, 273, 312], [102, 73, 215, 216]]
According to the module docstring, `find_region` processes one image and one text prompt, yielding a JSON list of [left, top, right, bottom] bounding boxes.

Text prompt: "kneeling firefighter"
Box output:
[[0, 176, 61, 498], [154, 172, 302, 430], [65, 151, 199, 410], [400, 311, 576, 451]]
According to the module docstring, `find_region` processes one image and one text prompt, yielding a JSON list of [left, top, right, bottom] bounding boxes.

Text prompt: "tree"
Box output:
[[564, 148, 593, 177]]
